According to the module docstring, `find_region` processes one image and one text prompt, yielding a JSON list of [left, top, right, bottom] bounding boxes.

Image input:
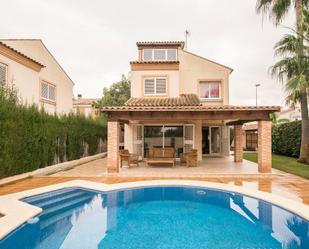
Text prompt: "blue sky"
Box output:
[[1, 0, 294, 106]]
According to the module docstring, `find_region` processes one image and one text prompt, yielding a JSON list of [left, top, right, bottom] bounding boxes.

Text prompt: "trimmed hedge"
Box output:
[[272, 121, 301, 158], [0, 86, 106, 179]]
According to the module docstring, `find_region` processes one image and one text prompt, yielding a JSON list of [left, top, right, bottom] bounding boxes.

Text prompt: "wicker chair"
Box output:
[[119, 150, 139, 168], [181, 149, 198, 167]]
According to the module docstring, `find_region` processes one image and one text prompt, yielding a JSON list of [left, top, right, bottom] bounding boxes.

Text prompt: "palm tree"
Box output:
[[257, 0, 309, 163], [271, 33, 309, 122]]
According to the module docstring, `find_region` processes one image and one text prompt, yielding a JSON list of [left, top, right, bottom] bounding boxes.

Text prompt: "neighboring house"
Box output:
[[0, 39, 74, 114], [102, 41, 279, 173], [242, 123, 258, 151], [277, 108, 301, 121], [73, 94, 99, 118]]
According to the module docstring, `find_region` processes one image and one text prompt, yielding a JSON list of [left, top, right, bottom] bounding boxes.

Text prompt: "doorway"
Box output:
[[202, 126, 221, 155]]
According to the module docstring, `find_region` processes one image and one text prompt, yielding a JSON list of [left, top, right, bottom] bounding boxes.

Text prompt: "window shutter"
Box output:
[[144, 78, 155, 95], [49, 84, 55, 101], [156, 78, 167, 94], [0, 63, 7, 85], [41, 81, 56, 101], [41, 82, 49, 99]]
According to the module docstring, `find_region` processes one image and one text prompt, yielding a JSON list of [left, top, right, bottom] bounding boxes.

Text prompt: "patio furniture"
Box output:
[[181, 149, 198, 167], [119, 149, 139, 168], [146, 148, 176, 167]]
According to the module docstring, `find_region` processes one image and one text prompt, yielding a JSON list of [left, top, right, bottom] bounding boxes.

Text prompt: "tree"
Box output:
[[95, 74, 130, 108], [256, 0, 309, 163], [270, 112, 278, 123]]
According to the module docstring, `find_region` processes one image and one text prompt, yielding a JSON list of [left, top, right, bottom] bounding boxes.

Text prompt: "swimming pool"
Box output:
[[0, 186, 308, 249]]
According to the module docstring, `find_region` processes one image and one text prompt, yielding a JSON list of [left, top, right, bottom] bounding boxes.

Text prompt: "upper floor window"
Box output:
[[142, 49, 177, 61], [144, 77, 167, 96], [41, 81, 56, 102], [0, 63, 7, 86], [199, 81, 221, 99]]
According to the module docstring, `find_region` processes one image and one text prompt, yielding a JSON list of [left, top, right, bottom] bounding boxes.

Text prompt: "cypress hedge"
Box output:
[[0, 86, 106, 179], [272, 121, 301, 158]]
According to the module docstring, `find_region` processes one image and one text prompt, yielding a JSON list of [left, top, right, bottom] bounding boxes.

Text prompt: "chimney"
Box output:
[[77, 94, 82, 99]]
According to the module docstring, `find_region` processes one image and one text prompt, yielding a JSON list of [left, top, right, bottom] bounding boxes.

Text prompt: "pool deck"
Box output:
[[0, 156, 309, 240], [51, 156, 282, 177], [0, 157, 309, 206]]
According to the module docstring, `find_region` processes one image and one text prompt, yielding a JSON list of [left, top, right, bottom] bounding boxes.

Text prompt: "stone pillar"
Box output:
[[234, 125, 243, 162], [107, 121, 119, 173], [258, 120, 272, 173]]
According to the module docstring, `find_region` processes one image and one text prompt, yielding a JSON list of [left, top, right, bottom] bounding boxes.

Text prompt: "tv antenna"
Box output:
[[184, 30, 190, 50]]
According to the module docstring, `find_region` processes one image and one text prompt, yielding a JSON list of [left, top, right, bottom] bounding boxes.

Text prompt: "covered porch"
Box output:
[[102, 99, 279, 175]]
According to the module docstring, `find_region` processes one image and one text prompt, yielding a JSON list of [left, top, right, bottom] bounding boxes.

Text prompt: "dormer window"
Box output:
[[142, 49, 177, 61]]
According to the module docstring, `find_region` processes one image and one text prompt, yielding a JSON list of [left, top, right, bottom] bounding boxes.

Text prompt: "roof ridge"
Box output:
[[182, 50, 233, 73]]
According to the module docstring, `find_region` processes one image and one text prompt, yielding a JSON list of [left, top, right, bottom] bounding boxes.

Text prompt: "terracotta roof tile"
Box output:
[[101, 105, 280, 112], [130, 61, 179, 64], [136, 41, 185, 48], [0, 41, 44, 68], [101, 94, 280, 112], [73, 98, 99, 105], [125, 94, 201, 107]]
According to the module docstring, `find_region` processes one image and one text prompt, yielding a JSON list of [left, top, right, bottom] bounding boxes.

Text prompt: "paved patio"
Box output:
[[0, 157, 308, 207], [51, 156, 284, 178]]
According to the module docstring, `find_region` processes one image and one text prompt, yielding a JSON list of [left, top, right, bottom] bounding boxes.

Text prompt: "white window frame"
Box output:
[[0, 62, 8, 85], [144, 77, 167, 96], [41, 81, 56, 102], [199, 81, 221, 100], [142, 49, 153, 61], [142, 49, 178, 61]]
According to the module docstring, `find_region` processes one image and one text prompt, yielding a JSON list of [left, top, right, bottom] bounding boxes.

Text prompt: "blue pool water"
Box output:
[[0, 186, 308, 249]]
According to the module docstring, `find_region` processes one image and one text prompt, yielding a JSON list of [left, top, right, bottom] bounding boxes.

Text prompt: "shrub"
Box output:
[[0, 86, 106, 179], [272, 121, 301, 158]]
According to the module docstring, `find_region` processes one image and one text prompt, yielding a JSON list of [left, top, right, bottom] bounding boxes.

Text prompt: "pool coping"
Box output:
[[0, 179, 309, 240]]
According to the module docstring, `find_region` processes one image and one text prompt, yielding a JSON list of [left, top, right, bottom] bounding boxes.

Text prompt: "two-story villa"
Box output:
[[102, 41, 279, 174]]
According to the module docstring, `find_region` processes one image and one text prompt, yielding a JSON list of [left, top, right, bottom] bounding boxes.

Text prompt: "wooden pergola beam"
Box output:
[[226, 120, 256, 126], [106, 110, 271, 122]]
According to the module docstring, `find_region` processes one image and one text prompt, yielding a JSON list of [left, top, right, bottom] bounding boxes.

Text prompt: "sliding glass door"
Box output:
[[144, 126, 163, 158], [202, 126, 221, 155], [143, 125, 184, 158], [163, 126, 183, 157]]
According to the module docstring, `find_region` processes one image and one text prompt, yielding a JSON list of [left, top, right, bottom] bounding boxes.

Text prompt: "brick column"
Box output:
[[234, 125, 243, 162], [258, 120, 272, 173], [107, 121, 119, 173]]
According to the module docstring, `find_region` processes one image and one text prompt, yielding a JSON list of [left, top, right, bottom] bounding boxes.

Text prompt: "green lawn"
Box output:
[[243, 152, 309, 179]]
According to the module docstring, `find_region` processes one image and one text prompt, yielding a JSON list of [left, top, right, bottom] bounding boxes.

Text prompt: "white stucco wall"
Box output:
[[0, 54, 39, 105], [1, 40, 74, 114], [178, 49, 231, 105]]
